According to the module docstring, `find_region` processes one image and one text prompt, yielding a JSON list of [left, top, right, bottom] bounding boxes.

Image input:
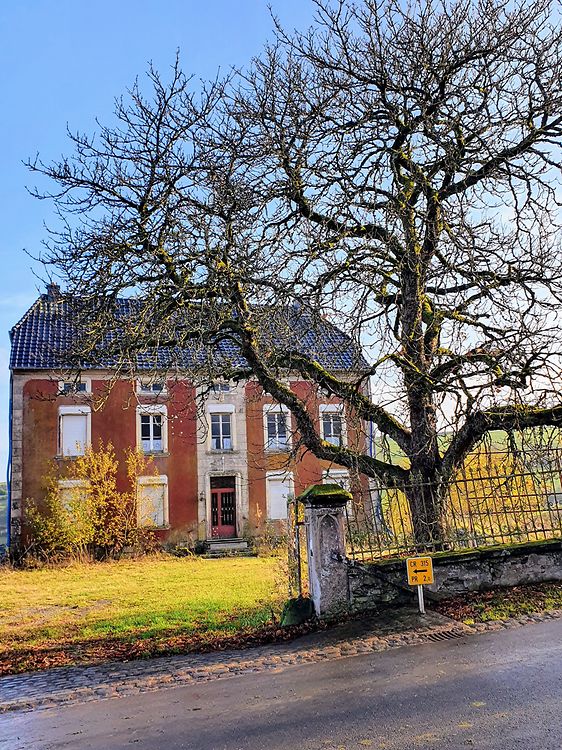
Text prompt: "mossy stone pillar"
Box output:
[[299, 484, 351, 617]]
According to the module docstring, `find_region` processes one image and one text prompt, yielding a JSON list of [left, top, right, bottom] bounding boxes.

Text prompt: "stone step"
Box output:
[[201, 550, 257, 559], [206, 538, 249, 551]]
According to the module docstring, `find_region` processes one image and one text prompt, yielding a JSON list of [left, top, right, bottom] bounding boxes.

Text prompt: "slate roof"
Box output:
[[10, 292, 368, 373]]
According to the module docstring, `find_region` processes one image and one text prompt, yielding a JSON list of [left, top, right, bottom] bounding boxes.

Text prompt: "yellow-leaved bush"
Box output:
[[25, 440, 159, 562]]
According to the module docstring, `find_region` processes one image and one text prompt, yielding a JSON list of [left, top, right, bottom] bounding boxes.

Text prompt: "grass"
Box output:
[[0, 555, 286, 674], [433, 581, 562, 625]]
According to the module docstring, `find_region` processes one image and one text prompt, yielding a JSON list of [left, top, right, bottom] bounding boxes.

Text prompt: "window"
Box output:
[[58, 479, 90, 509], [141, 414, 163, 451], [58, 378, 90, 395], [320, 405, 345, 446], [322, 469, 353, 515], [60, 380, 89, 395], [211, 413, 232, 450], [211, 382, 231, 394], [136, 405, 168, 453], [137, 475, 168, 528], [264, 405, 290, 452], [322, 469, 351, 492], [266, 473, 294, 520], [138, 380, 166, 395], [58, 406, 91, 456]]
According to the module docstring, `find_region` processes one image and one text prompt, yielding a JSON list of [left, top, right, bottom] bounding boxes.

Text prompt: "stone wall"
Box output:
[[348, 539, 562, 610]]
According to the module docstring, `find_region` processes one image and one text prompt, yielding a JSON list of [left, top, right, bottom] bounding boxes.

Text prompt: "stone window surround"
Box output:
[[262, 403, 291, 452], [322, 468, 353, 515], [137, 378, 167, 396], [58, 405, 92, 457], [136, 404, 168, 454], [137, 474, 169, 528], [265, 470, 294, 521], [57, 377, 91, 395], [57, 478, 90, 509], [207, 403, 236, 452], [319, 403, 346, 447]]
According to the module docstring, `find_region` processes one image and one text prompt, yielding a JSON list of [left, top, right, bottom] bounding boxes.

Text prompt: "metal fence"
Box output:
[[345, 447, 562, 561]]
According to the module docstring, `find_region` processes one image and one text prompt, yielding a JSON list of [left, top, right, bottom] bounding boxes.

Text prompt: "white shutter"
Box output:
[[61, 414, 88, 456], [58, 480, 90, 510], [138, 478, 167, 527], [267, 477, 292, 520], [322, 470, 353, 516]]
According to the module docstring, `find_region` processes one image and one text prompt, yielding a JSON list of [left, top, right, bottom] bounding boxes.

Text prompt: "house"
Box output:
[[7, 285, 370, 551]]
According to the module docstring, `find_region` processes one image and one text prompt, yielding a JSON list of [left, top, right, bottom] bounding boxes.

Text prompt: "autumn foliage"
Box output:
[[25, 441, 158, 561]]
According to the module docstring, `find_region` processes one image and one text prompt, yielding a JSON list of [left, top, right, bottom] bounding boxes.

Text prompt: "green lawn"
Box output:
[[0, 555, 284, 673]]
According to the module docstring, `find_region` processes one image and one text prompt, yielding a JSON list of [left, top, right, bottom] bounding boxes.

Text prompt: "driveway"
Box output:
[[2, 615, 561, 749]]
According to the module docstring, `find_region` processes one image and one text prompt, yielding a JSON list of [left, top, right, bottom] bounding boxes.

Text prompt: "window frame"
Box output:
[[211, 382, 231, 394], [58, 405, 91, 457], [136, 404, 168, 454], [263, 404, 291, 452], [137, 474, 169, 528], [137, 379, 167, 396], [319, 404, 346, 447], [321, 468, 351, 490], [322, 468, 353, 515], [58, 378, 91, 395], [207, 403, 235, 452]]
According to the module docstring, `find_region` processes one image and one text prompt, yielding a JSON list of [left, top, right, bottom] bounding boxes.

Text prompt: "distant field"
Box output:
[[0, 555, 283, 674]]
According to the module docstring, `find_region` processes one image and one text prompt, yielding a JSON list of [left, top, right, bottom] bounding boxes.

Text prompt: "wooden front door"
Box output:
[[210, 477, 236, 538]]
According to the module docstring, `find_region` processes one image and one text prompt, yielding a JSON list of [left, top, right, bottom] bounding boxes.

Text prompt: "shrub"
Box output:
[[24, 441, 160, 562]]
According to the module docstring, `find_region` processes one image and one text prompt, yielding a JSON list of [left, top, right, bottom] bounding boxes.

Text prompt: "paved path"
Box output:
[[1, 607, 560, 716], [1, 608, 469, 713], [2, 616, 561, 749]]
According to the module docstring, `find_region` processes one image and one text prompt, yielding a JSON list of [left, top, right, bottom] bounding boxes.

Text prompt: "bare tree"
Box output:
[[29, 0, 562, 546]]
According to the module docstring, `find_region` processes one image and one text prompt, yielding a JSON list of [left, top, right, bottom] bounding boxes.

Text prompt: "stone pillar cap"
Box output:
[[298, 483, 351, 507]]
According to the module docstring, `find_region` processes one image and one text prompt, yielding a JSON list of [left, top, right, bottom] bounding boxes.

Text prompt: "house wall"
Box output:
[[245, 379, 370, 535], [13, 374, 199, 546], [196, 382, 250, 540], [11, 371, 370, 547]]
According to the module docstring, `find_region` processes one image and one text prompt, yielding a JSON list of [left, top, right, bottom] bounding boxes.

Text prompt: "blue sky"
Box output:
[[0, 0, 318, 475]]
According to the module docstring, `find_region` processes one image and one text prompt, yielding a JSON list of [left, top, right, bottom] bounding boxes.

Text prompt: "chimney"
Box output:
[[46, 282, 61, 301]]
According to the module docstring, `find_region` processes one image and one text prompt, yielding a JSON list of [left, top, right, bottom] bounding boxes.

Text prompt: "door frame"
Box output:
[[205, 472, 243, 539]]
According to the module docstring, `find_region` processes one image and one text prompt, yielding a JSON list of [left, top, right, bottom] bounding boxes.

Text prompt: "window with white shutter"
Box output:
[[58, 406, 91, 456], [137, 476, 168, 527], [266, 473, 293, 520], [322, 469, 353, 515]]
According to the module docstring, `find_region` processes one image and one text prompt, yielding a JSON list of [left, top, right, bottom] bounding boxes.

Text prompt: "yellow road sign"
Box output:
[[406, 556, 434, 585]]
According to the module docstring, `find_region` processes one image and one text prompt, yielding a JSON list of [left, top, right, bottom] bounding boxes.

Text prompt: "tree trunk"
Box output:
[[405, 475, 446, 550], [406, 383, 446, 549]]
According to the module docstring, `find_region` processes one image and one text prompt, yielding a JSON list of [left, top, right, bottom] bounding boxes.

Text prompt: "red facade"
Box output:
[[15, 374, 368, 544]]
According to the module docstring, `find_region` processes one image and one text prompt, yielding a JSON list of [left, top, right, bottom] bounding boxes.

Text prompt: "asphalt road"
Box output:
[[2, 618, 561, 750]]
